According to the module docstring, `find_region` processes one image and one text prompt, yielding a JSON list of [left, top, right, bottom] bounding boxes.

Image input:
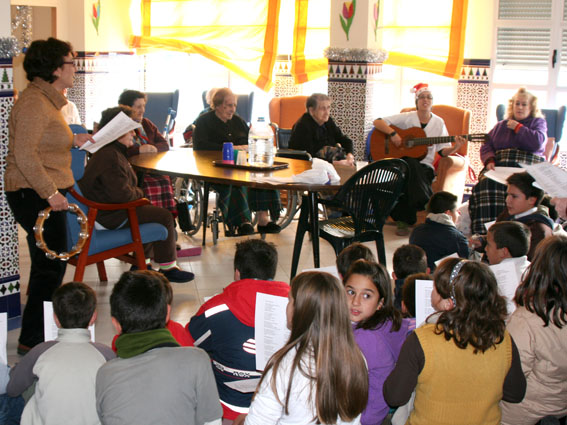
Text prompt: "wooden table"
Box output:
[[130, 149, 354, 277]]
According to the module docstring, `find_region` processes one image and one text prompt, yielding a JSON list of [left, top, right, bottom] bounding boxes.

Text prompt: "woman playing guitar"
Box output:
[[373, 83, 466, 235]]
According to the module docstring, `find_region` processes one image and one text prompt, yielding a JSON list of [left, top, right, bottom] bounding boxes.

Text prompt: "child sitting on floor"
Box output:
[[7, 282, 115, 425], [485, 221, 531, 316], [336, 242, 376, 279], [96, 270, 222, 425], [111, 271, 192, 351], [344, 260, 412, 425], [410, 191, 470, 270], [392, 244, 429, 310]]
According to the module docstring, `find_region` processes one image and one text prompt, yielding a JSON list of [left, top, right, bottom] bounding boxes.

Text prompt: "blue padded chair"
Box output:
[[145, 90, 180, 134], [66, 148, 168, 281], [201, 90, 254, 124], [496, 104, 566, 162]]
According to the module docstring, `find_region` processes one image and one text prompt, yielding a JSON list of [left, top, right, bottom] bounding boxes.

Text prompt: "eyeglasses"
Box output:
[[418, 95, 433, 100]]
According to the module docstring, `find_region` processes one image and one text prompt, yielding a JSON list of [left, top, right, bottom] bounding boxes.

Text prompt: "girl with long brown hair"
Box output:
[[501, 235, 567, 425], [384, 258, 526, 424], [240, 271, 368, 425]]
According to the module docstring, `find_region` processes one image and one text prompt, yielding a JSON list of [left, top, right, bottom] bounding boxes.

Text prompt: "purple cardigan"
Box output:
[[480, 117, 547, 164], [353, 319, 411, 425]]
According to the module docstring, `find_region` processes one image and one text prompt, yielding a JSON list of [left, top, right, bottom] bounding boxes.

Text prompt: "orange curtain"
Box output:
[[130, 0, 281, 91], [379, 0, 468, 78], [291, 0, 330, 84]]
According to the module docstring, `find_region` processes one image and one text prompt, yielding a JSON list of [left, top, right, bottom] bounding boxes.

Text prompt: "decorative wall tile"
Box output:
[[0, 58, 21, 319], [328, 61, 382, 83], [328, 61, 384, 160], [274, 59, 301, 97], [457, 59, 491, 183]]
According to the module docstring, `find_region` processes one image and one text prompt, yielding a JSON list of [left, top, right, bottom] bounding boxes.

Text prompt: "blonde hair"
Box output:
[[506, 87, 543, 120]]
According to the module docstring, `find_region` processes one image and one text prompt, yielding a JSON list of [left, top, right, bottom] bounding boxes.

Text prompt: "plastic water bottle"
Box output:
[[248, 117, 274, 166]]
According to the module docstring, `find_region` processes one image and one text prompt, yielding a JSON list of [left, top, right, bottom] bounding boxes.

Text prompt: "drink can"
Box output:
[[222, 142, 234, 164]]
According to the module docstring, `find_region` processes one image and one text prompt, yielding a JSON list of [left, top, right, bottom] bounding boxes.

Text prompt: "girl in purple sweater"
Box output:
[[343, 260, 411, 425]]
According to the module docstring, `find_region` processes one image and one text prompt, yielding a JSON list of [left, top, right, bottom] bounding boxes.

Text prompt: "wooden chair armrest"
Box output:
[[69, 188, 151, 211]]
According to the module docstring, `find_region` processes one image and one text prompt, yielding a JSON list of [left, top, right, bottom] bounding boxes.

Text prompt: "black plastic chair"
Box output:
[[291, 158, 408, 268]]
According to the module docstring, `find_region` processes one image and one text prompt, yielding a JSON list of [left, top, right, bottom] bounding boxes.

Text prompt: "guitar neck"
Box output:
[[410, 135, 455, 146]]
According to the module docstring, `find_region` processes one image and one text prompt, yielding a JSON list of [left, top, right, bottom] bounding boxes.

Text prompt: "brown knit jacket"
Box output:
[[5, 78, 74, 199]]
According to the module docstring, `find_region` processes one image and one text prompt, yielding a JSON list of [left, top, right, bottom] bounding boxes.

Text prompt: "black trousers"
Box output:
[[390, 159, 435, 225], [6, 189, 67, 347]]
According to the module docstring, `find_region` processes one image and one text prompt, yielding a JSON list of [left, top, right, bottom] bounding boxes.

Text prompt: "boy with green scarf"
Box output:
[[96, 271, 222, 425]]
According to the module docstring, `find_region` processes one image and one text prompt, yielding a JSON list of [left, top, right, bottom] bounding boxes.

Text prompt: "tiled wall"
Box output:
[[0, 58, 21, 319]]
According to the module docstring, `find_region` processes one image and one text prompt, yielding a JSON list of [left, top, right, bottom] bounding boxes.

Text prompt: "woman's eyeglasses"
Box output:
[[418, 95, 433, 100]]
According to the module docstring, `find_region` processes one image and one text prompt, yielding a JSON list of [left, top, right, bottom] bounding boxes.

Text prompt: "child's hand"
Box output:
[[469, 234, 483, 249]]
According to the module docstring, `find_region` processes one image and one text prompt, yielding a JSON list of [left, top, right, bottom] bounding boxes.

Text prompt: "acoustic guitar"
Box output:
[[370, 125, 487, 161]]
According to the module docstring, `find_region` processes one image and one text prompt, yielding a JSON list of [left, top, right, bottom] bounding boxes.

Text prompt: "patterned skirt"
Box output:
[[142, 174, 177, 215], [469, 149, 545, 234]]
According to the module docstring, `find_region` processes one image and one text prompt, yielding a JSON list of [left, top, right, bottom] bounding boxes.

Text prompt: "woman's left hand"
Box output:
[[73, 133, 95, 148], [507, 119, 519, 130]]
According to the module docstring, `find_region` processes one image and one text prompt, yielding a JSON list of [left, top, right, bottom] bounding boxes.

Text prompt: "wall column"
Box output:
[[327, 0, 387, 159]]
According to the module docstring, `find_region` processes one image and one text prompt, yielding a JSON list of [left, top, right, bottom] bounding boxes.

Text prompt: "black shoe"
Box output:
[[130, 264, 153, 271], [257, 222, 281, 234], [238, 223, 255, 236], [160, 267, 195, 283]]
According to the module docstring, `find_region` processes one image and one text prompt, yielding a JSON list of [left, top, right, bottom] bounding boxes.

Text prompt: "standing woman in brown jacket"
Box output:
[[4, 38, 93, 354]]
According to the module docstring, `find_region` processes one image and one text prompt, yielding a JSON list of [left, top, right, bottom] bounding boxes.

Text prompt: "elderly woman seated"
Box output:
[[193, 88, 281, 236], [78, 106, 194, 283]]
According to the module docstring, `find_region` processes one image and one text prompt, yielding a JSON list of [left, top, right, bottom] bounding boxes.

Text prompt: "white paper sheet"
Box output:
[[521, 162, 567, 197], [80, 112, 141, 153], [434, 252, 459, 266], [415, 280, 436, 327], [301, 265, 341, 281], [43, 301, 95, 342], [0, 313, 7, 365], [484, 167, 526, 186], [255, 293, 290, 371], [484, 220, 496, 232], [224, 378, 261, 393], [490, 261, 520, 316]]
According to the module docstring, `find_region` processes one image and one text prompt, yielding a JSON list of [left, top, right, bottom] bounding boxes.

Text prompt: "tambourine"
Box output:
[[33, 204, 89, 261]]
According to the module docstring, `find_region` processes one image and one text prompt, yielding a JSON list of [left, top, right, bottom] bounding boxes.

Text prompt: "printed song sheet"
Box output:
[[415, 280, 435, 327], [484, 167, 526, 186], [43, 301, 95, 342], [255, 293, 290, 371], [521, 162, 567, 197], [81, 112, 141, 153], [0, 313, 7, 365], [490, 261, 520, 316]]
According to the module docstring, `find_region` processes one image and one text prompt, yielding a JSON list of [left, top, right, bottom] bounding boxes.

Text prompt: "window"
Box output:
[[492, 0, 567, 120]]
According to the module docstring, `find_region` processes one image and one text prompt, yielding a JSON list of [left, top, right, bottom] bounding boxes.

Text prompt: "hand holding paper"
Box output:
[[81, 112, 141, 154]]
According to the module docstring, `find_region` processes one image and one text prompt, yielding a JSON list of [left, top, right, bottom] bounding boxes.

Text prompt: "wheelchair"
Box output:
[[175, 177, 303, 245]]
